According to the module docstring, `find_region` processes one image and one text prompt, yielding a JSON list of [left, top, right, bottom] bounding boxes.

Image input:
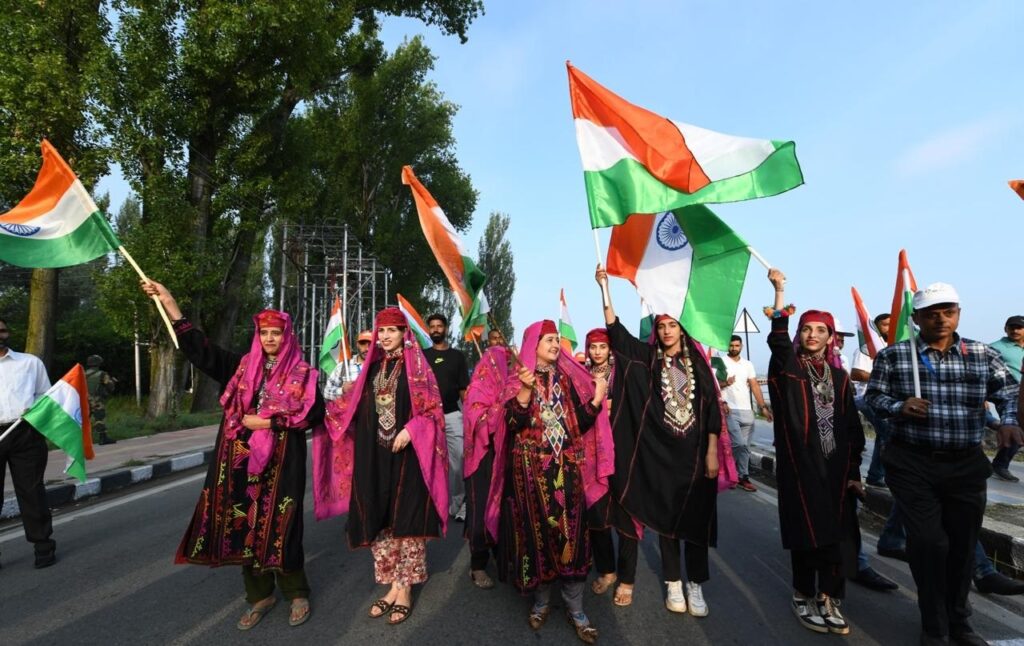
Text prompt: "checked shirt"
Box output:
[[865, 334, 1019, 449]]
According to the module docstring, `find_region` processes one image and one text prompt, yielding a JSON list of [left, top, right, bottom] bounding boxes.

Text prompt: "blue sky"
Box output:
[[101, 1, 1024, 371]]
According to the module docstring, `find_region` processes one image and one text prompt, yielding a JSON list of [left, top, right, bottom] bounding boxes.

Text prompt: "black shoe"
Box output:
[[34, 550, 56, 569], [853, 566, 899, 591], [877, 546, 909, 562], [974, 571, 1024, 595], [991, 466, 1020, 482], [950, 624, 989, 646]]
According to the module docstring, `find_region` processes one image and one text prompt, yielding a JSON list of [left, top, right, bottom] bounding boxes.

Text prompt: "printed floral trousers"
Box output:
[[371, 529, 428, 586]]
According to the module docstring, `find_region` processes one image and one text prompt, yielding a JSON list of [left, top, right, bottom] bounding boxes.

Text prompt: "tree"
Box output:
[[478, 211, 515, 341], [0, 1, 110, 370]]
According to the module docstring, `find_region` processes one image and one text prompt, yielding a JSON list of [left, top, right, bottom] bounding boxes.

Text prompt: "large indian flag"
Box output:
[[396, 293, 433, 350], [0, 140, 121, 268], [607, 205, 751, 350], [888, 249, 918, 345], [23, 364, 95, 482], [567, 63, 804, 228], [402, 166, 489, 340], [558, 288, 578, 352]]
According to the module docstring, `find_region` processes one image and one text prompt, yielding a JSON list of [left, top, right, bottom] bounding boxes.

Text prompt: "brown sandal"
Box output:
[[528, 603, 551, 630], [387, 604, 412, 625], [368, 598, 393, 618], [613, 583, 634, 607], [591, 573, 617, 595], [470, 570, 495, 589], [566, 609, 599, 644]]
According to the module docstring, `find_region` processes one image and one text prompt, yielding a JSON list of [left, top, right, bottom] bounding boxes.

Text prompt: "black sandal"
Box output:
[[528, 603, 550, 630], [368, 599, 393, 618], [566, 609, 599, 644], [387, 604, 412, 625]]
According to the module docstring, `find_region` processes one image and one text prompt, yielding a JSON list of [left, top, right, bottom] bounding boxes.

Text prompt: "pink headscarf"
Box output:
[[312, 316, 449, 535], [648, 314, 738, 492], [219, 309, 319, 475], [793, 309, 843, 370], [480, 321, 615, 543]]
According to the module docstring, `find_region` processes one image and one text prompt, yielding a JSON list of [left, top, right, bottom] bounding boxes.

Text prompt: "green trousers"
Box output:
[[242, 565, 310, 603]]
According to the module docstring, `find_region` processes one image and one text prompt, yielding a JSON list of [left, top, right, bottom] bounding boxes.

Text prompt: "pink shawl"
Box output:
[[482, 321, 616, 543], [312, 324, 449, 534], [219, 309, 319, 475], [463, 345, 511, 480], [648, 315, 738, 492]]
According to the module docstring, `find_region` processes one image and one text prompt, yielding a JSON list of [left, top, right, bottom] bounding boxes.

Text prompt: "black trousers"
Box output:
[[791, 545, 845, 599], [471, 547, 497, 571], [883, 441, 989, 638], [659, 535, 709, 583], [590, 528, 640, 584], [0, 423, 55, 554]]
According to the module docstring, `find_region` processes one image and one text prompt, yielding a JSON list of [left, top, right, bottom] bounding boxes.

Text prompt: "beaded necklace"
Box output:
[[799, 352, 836, 458], [659, 341, 696, 436], [255, 357, 278, 411], [534, 364, 568, 457], [374, 350, 404, 447]]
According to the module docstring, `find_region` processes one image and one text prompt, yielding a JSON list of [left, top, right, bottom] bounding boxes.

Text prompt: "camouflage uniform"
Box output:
[[85, 355, 117, 445]]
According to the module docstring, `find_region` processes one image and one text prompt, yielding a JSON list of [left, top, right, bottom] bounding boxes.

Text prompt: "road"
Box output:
[[1, 466, 1022, 645]]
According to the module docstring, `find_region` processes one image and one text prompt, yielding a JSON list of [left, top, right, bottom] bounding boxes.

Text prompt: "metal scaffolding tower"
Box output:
[[278, 223, 390, 368]]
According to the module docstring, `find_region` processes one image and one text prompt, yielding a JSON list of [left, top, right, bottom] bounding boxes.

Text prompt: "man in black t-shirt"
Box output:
[[423, 314, 470, 521]]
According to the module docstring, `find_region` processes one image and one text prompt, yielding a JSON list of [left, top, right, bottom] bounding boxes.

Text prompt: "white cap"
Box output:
[[912, 282, 960, 311], [832, 317, 855, 337]]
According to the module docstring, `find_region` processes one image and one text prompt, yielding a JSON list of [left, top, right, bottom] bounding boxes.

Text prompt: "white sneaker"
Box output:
[[665, 580, 687, 613], [792, 595, 828, 633], [685, 582, 708, 617], [453, 502, 466, 522]]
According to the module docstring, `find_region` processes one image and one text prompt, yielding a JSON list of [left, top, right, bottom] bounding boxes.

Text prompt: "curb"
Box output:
[[1, 447, 215, 521], [748, 446, 1024, 576]]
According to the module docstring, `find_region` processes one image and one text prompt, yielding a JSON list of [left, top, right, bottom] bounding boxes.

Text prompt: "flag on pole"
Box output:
[[558, 289, 578, 352], [638, 300, 656, 342], [318, 295, 350, 375], [851, 286, 885, 359], [401, 165, 489, 340], [396, 293, 433, 350], [22, 364, 94, 482], [1010, 179, 1024, 200], [887, 249, 918, 345], [607, 205, 751, 350], [567, 63, 804, 229], [0, 140, 121, 268]]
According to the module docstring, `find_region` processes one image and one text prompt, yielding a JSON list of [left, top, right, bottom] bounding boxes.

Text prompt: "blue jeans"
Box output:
[[856, 396, 890, 483], [727, 409, 756, 479], [877, 500, 907, 551], [974, 541, 997, 579]]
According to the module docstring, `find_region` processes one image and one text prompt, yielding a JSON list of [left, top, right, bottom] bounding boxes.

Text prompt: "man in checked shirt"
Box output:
[[866, 283, 1022, 646]]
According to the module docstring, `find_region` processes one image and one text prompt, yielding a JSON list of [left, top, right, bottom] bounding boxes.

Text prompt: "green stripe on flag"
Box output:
[[559, 320, 578, 350], [0, 211, 121, 268], [896, 288, 915, 343], [24, 397, 88, 481], [676, 206, 752, 350], [584, 141, 803, 228]]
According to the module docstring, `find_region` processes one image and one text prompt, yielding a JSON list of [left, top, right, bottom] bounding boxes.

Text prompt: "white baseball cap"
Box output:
[[912, 283, 960, 311], [832, 317, 855, 337]]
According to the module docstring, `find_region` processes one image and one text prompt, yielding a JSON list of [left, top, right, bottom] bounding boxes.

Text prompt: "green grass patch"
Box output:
[[103, 394, 220, 441]]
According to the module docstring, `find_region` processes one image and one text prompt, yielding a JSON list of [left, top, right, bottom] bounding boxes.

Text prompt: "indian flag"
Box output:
[[23, 364, 94, 482], [559, 288, 578, 352], [1010, 179, 1024, 201], [402, 166, 489, 340], [851, 286, 885, 359], [887, 249, 918, 345], [318, 295, 350, 375], [607, 205, 751, 350], [396, 293, 433, 350], [0, 140, 121, 268], [567, 63, 804, 229]]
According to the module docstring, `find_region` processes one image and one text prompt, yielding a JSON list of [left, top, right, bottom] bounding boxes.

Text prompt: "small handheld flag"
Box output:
[[22, 364, 95, 482]]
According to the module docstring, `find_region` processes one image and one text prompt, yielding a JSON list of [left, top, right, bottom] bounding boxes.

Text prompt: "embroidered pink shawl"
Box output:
[[463, 345, 511, 480], [481, 322, 615, 543], [648, 315, 738, 492], [312, 325, 449, 534], [219, 309, 319, 475]]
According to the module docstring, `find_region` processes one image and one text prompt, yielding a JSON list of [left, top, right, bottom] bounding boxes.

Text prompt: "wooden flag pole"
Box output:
[[118, 245, 178, 350]]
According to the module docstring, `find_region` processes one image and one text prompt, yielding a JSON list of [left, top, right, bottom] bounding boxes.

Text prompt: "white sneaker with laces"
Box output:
[[665, 581, 687, 613], [816, 595, 850, 635], [792, 595, 827, 633], [685, 582, 708, 617]]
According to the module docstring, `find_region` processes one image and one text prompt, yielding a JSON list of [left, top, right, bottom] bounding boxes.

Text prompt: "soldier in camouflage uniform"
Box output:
[[85, 355, 117, 445]]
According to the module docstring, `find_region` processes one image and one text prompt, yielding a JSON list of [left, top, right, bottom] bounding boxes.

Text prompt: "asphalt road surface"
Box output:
[[1, 466, 1022, 645]]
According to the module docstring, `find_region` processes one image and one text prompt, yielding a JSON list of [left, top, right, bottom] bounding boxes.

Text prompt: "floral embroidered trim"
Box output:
[[762, 304, 796, 319]]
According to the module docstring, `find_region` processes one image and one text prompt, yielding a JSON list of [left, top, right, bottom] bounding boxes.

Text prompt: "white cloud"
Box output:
[[893, 115, 1014, 178]]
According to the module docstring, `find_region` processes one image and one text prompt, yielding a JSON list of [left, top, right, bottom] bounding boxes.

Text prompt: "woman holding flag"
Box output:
[[140, 281, 323, 630], [313, 307, 448, 626], [594, 265, 724, 618], [500, 320, 610, 644], [763, 268, 865, 636]]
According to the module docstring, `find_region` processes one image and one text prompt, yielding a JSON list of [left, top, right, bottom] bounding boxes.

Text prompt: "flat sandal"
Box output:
[[387, 603, 412, 625], [368, 598, 393, 618], [566, 609, 599, 644], [528, 603, 551, 630]]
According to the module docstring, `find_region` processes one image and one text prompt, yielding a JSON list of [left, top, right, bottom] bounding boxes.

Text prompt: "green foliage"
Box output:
[[102, 394, 221, 441], [478, 211, 515, 341]]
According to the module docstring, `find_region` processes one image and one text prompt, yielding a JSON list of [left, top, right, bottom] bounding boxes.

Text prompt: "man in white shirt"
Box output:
[[721, 335, 771, 492], [0, 317, 57, 568]]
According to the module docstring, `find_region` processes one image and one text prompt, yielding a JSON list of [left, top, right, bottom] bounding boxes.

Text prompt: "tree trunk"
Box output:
[[25, 268, 58, 369], [146, 340, 179, 418]]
